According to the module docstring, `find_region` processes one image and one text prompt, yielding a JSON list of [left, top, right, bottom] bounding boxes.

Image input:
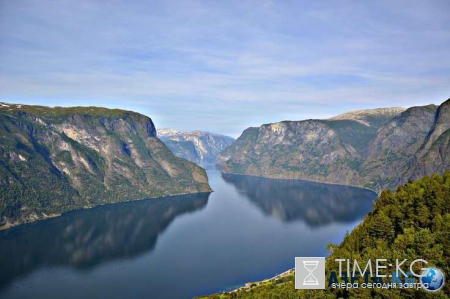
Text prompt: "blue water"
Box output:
[[0, 169, 376, 299]]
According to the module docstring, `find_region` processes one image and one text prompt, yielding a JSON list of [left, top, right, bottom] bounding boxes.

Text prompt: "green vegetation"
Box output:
[[0, 103, 211, 228], [0, 103, 136, 121], [200, 172, 450, 298], [220, 119, 368, 184], [322, 119, 377, 152], [218, 100, 450, 191]]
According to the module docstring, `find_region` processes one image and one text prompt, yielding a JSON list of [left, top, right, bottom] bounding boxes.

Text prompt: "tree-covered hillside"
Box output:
[[201, 172, 450, 298], [0, 103, 212, 229]]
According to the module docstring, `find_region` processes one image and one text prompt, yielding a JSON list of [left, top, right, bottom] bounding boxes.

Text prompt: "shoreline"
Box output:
[[207, 268, 296, 296], [0, 190, 213, 231], [220, 170, 378, 194]]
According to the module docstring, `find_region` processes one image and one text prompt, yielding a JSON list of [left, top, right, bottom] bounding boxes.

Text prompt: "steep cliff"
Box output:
[[217, 99, 450, 191], [401, 99, 450, 184], [0, 103, 212, 229], [157, 129, 235, 164], [219, 120, 363, 185], [360, 104, 438, 189]]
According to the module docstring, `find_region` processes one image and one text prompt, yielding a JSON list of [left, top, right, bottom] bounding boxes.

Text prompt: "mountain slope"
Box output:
[[157, 129, 235, 164], [0, 103, 212, 229], [219, 120, 364, 185], [360, 104, 438, 190], [401, 100, 450, 184], [218, 107, 406, 188], [328, 107, 406, 127], [217, 100, 450, 190]]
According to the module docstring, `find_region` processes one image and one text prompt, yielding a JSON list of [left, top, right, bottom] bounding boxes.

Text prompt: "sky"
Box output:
[[0, 0, 449, 137]]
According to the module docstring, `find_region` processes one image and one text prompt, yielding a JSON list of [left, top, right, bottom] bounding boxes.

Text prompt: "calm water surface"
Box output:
[[0, 169, 376, 299]]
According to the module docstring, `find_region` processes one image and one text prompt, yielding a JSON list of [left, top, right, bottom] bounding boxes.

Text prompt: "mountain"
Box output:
[[361, 104, 438, 189], [0, 103, 212, 229], [401, 101, 450, 184], [217, 99, 450, 191], [157, 129, 235, 164], [328, 107, 406, 127]]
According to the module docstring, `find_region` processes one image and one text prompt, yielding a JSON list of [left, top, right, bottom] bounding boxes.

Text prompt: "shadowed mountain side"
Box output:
[[0, 193, 210, 290], [221, 173, 375, 227], [157, 129, 235, 164]]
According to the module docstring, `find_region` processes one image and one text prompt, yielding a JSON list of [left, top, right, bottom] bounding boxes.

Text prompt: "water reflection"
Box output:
[[0, 171, 377, 299], [221, 173, 376, 226], [0, 193, 209, 289]]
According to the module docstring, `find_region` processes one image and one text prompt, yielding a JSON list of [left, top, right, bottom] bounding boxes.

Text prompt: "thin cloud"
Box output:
[[0, 0, 449, 136]]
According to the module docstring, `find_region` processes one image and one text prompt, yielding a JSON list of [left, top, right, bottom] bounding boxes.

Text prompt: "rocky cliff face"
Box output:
[[0, 103, 212, 229], [157, 129, 235, 164], [219, 120, 363, 185], [361, 105, 438, 189], [401, 100, 450, 184], [217, 99, 450, 191]]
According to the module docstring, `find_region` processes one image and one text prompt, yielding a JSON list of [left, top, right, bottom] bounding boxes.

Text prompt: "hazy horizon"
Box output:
[[1, 0, 449, 137]]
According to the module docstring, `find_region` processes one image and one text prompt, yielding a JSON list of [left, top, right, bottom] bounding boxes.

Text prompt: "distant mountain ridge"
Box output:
[[0, 103, 212, 229], [157, 129, 235, 164], [328, 107, 406, 127], [217, 99, 450, 191]]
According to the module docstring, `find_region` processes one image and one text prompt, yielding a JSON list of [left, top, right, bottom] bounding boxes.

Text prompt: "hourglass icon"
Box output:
[[302, 261, 319, 285]]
